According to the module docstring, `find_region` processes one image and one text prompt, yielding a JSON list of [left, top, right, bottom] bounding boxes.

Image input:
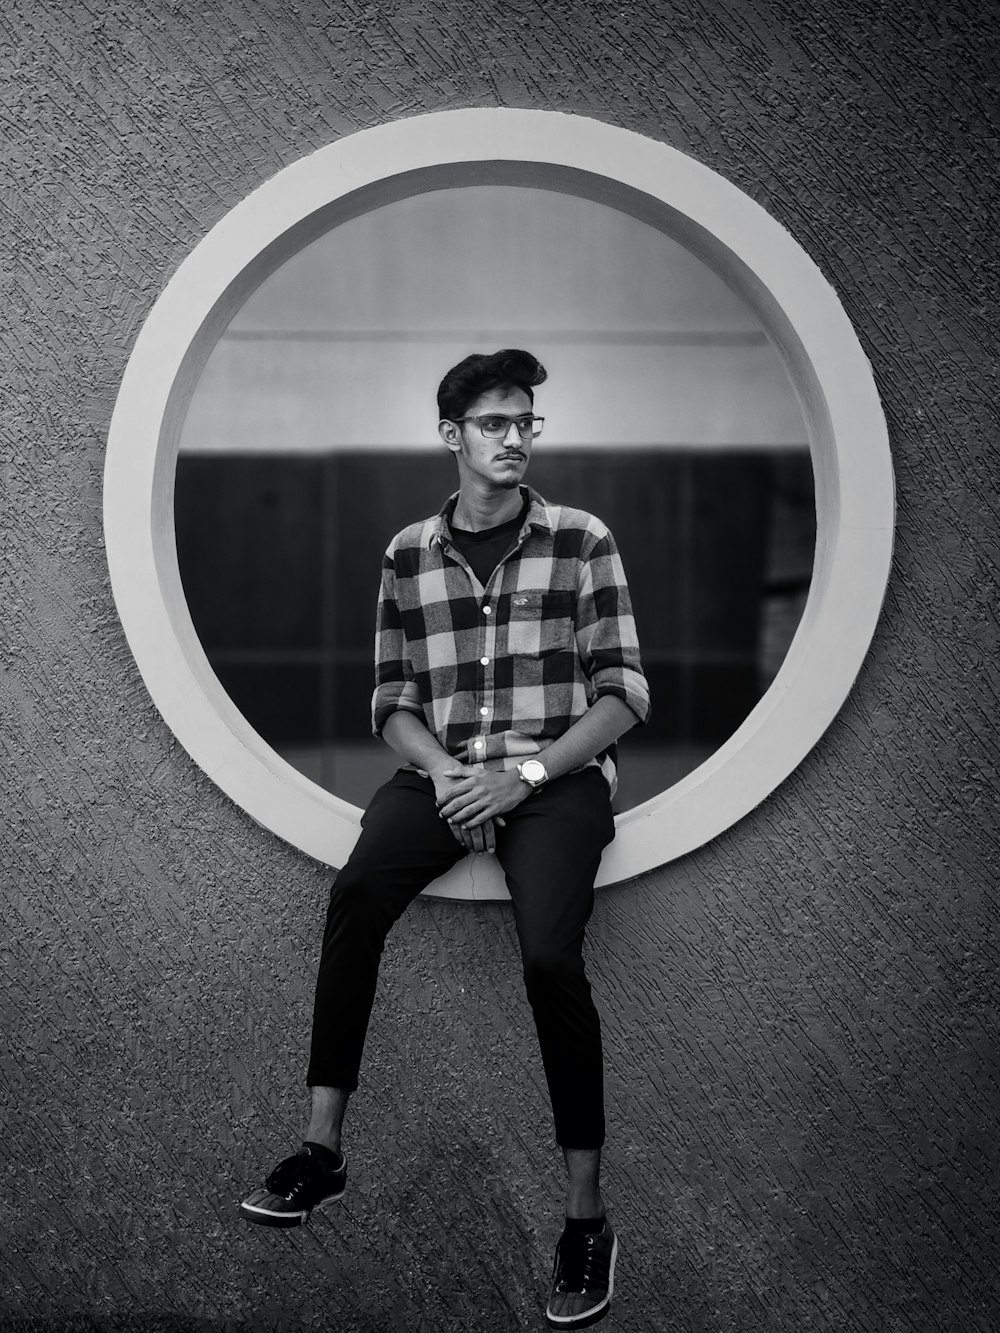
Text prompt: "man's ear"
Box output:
[[439, 419, 461, 453]]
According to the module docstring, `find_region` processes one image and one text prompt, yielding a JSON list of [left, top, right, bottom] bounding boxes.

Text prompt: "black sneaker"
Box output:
[[239, 1142, 347, 1227], [545, 1220, 617, 1329]]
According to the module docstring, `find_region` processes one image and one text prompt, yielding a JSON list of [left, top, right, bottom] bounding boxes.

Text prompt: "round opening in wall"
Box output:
[[103, 109, 894, 900]]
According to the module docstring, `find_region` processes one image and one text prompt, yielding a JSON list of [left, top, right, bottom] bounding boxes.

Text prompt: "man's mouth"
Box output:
[[497, 453, 524, 462]]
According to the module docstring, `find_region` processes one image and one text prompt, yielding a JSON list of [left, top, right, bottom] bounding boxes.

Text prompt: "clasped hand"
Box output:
[[433, 765, 530, 854]]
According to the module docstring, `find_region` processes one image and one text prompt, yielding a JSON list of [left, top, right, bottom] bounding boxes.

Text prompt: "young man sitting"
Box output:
[[240, 348, 650, 1329]]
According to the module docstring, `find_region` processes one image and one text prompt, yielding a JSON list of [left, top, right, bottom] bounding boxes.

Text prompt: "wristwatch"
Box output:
[[517, 758, 549, 791]]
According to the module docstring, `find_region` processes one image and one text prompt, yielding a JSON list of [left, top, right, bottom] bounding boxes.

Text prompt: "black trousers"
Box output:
[[307, 766, 616, 1149]]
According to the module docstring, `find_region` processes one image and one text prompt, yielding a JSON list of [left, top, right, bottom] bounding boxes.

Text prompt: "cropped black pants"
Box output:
[[306, 766, 616, 1149]]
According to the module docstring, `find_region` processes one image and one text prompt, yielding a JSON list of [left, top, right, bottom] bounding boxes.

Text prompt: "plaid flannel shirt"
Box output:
[[371, 486, 650, 796]]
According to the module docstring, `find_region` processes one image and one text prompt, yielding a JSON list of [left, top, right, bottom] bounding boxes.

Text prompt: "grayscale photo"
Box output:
[[3, 4, 995, 1332]]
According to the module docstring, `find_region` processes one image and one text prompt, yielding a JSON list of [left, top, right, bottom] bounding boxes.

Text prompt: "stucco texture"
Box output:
[[1, 1, 997, 1330]]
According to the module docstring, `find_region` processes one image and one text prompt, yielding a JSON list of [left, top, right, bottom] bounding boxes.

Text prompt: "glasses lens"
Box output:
[[476, 416, 506, 438]]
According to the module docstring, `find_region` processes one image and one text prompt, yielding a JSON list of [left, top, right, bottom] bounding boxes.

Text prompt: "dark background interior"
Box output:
[[176, 448, 815, 808]]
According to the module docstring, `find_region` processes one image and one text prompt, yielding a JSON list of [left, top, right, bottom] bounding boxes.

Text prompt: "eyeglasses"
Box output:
[[452, 414, 545, 440]]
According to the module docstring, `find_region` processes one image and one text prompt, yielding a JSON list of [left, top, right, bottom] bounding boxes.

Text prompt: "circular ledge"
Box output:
[[103, 108, 894, 901]]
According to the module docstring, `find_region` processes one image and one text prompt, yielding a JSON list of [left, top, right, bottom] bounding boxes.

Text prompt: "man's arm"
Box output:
[[370, 550, 423, 735], [572, 524, 650, 725], [371, 549, 500, 854], [528, 693, 638, 782]]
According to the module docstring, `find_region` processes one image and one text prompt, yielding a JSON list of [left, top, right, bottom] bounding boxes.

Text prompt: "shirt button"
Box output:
[[480, 657, 489, 666], [473, 740, 485, 750], [482, 605, 492, 615], [479, 706, 489, 716]]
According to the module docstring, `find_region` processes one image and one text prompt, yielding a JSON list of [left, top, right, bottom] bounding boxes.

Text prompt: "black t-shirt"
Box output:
[[450, 496, 530, 588]]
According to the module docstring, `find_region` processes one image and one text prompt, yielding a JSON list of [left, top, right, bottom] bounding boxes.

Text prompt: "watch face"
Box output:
[[521, 760, 546, 783]]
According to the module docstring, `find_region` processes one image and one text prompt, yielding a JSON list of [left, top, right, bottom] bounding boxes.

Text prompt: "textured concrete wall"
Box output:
[[2, 1, 997, 1330]]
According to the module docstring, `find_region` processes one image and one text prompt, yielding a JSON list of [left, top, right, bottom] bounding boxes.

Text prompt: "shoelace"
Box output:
[[266, 1151, 317, 1197], [555, 1231, 608, 1292]]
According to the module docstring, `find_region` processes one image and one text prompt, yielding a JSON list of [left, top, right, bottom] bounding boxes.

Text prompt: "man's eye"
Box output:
[[515, 417, 534, 429], [480, 417, 505, 431]]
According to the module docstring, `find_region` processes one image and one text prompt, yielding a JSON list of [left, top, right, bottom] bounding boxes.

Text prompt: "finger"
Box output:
[[463, 806, 497, 829], [440, 793, 483, 820], [453, 824, 473, 851], [462, 827, 480, 853], [436, 782, 477, 810], [447, 817, 472, 847], [483, 820, 497, 853]]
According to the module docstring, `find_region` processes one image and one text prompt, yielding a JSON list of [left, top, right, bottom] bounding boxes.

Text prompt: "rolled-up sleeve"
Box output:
[[575, 528, 651, 725], [370, 550, 424, 737]]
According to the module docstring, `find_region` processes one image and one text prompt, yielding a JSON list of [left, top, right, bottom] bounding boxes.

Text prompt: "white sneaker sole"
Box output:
[[545, 1233, 617, 1328], [238, 1181, 346, 1228]]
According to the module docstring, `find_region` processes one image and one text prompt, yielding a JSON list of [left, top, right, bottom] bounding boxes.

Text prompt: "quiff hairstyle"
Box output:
[[437, 348, 547, 422]]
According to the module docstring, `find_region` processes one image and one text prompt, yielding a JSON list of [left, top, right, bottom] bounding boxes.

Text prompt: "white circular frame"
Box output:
[[104, 108, 894, 901]]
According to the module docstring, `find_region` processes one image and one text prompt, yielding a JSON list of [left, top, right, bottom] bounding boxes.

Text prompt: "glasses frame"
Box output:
[[451, 413, 545, 440]]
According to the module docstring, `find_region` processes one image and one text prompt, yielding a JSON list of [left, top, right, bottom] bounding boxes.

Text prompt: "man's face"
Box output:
[[440, 385, 535, 491]]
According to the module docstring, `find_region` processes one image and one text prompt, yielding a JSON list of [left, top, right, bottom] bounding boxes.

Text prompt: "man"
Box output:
[[240, 349, 650, 1329]]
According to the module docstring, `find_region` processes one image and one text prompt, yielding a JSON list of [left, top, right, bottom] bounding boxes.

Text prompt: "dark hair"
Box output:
[[437, 348, 547, 421]]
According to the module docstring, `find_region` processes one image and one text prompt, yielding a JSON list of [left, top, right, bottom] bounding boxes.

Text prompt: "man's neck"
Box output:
[[452, 482, 524, 533]]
